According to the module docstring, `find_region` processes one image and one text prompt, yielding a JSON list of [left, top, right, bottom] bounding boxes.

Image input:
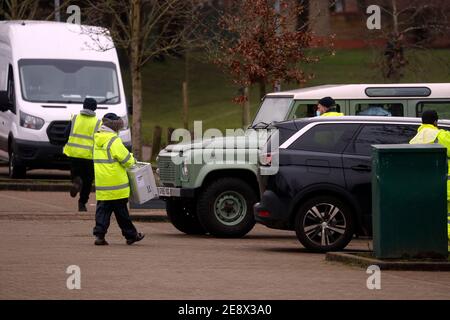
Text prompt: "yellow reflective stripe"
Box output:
[[66, 142, 92, 151], [70, 115, 77, 136], [70, 133, 93, 140], [96, 183, 129, 191], [120, 153, 131, 164], [93, 136, 120, 164], [94, 159, 117, 164], [94, 120, 101, 133], [107, 136, 118, 160]]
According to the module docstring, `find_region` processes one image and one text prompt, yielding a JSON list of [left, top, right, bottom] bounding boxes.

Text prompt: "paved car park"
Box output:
[[1, 190, 450, 300]]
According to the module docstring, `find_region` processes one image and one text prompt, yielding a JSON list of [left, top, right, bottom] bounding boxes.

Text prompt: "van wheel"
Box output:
[[294, 196, 354, 252], [8, 149, 26, 179], [197, 177, 257, 238], [166, 198, 206, 235]]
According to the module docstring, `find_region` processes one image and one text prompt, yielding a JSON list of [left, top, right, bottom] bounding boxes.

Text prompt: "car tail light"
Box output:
[[258, 210, 270, 218], [259, 153, 272, 166]]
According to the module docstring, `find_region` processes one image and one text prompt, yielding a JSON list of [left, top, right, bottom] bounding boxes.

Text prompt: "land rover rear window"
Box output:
[[355, 103, 404, 116], [417, 102, 450, 120], [289, 123, 359, 153]]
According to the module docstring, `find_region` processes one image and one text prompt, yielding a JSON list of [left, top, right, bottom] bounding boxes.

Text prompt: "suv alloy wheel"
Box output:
[[294, 196, 354, 252]]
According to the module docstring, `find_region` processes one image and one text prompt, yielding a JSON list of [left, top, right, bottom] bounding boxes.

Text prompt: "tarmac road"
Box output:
[[0, 190, 450, 300]]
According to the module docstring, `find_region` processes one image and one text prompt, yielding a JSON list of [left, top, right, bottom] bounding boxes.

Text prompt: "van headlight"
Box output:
[[121, 115, 129, 130], [20, 111, 44, 130]]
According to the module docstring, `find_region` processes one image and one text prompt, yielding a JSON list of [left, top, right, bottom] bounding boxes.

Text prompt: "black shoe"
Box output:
[[78, 203, 87, 212], [94, 237, 108, 246], [70, 177, 82, 198], [126, 232, 145, 245]]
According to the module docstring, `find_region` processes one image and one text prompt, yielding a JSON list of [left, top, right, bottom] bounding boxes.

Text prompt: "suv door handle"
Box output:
[[351, 165, 371, 172]]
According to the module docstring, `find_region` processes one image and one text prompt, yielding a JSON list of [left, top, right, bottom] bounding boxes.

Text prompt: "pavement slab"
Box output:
[[0, 190, 449, 300]]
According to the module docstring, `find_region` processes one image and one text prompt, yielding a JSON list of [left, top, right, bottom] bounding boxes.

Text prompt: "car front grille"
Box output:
[[157, 156, 177, 183], [47, 121, 70, 145]]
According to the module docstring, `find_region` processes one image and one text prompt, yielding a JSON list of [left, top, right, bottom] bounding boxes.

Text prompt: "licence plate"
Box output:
[[157, 187, 180, 197]]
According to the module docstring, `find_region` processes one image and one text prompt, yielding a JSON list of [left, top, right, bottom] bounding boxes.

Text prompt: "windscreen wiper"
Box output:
[[250, 121, 270, 129], [98, 96, 119, 104]]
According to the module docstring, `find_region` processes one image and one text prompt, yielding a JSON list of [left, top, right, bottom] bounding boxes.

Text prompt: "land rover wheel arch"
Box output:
[[197, 177, 257, 238], [166, 198, 206, 235], [294, 195, 354, 252]]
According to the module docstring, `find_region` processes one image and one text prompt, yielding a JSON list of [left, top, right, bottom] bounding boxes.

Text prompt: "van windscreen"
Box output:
[[18, 59, 120, 104]]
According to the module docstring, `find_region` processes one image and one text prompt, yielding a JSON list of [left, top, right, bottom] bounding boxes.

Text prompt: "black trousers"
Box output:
[[70, 158, 94, 205], [93, 198, 137, 240]]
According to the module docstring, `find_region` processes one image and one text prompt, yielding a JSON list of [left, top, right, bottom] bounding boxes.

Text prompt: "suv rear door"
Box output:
[[277, 123, 359, 198], [342, 122, 418, 234]]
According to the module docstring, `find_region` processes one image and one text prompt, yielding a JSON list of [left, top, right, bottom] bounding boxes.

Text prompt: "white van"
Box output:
[[0, 21, 131, 178]]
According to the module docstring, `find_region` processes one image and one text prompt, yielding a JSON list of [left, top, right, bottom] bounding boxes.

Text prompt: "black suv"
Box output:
[[254, 116, 450, 252]]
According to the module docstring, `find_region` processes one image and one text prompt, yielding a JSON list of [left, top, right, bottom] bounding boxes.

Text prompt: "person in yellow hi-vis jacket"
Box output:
[[316, 97, 344, 117], [63, 98, 101, 212], [409, 110, 450, 240], [92, 113, 144, 246]]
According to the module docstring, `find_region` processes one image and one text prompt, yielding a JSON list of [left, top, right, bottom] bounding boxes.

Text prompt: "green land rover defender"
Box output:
[[156, 84, 449, 237]]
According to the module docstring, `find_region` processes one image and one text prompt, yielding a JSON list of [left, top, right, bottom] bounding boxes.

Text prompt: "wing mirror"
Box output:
[[0, 91, 12, 112]]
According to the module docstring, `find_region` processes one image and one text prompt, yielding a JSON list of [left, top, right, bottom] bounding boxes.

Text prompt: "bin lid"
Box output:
[[371, 144, 447, 153]]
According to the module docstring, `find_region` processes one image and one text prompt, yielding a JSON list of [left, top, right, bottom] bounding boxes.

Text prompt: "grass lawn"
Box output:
[[121, 48, 450, 146]]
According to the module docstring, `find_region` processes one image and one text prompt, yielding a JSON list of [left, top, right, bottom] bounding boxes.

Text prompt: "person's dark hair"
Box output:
[[318, 96, 336, 109], [422, 110, 438, 125], [83, 98, 97, 111]]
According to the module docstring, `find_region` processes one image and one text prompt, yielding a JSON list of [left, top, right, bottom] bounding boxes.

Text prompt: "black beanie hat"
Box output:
[[318, 97, 336, 109], [83, 98, 97, 111]]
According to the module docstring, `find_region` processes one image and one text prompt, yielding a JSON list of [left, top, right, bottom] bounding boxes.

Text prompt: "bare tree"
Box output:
[[208, 0, 328, 127], [0, 0, 71, 21], [374, 0, 450, 81], [83, 0, 203, 159]]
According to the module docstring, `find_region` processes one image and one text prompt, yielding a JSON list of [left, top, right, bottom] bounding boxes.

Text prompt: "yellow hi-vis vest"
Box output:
[[93, 130, 135, 201], [63, 113, 101, 160], [321, 111, 344, 117]]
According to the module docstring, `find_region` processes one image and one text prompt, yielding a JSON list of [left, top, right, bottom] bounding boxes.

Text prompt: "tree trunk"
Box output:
[[259, 79, 266, 100], [131, 0, 142, 159], [183, 50, 189, 129], [182, 82, 188, 130], [242, 86, 250, 127]]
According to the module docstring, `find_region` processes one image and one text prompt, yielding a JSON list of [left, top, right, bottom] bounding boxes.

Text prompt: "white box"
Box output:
[[127, 162, 158, 204]]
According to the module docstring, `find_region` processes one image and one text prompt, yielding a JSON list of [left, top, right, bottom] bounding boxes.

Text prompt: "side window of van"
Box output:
[[7, 65, 16, 113], [417, 102, 450, 120], [355, 103, 404, 116], [293, 103, 342, 118]]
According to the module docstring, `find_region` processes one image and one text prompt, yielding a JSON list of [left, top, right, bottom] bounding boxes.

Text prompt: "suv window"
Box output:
[[355, 103, 403, 116], [345, 124, 418, 156], [417, 101, 450, 119], [289, 123, 359, 153]]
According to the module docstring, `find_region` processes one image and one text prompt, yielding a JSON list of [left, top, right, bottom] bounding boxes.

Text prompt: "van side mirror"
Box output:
[[0, 91, 11, 112]]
